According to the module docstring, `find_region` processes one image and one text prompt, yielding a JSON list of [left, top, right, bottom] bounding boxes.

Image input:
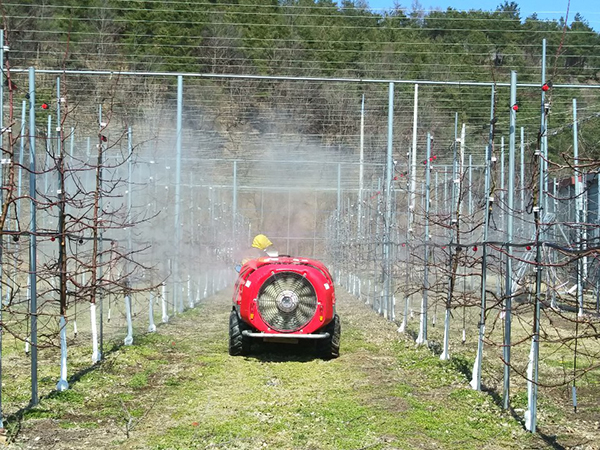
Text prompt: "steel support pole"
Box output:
[[410, 84, 418, 227], [337, 162, 341, 267], [56, 77, 64, 306], [375, 178, 381, 309], [520, 127, 525, 234], [501, 137, 505, 232], [45, 115, 51, 198], [402, 83, 418, 328], [287, 190, 291, 255], [573, 99, 584, 317], [416, 133, 432, 346], [28, 67, 39, 405], [128, 127, 133, 251], [526, 40, 548, 433], [233, 159, 238, 239], [95, 105, 106, 364], [551, 178, 559, 310], [541, 40, 549, 216], [174, 75, 183, 313], [383, 82, 394, 319], [124, 126, 134, 345], [503, 71, 517, 410], [18, 100, 26, 218], [441, 114, 460, 360], [469, 154, 473, 234], [358, 94, 365, 237], [471, 85, 495, 391]]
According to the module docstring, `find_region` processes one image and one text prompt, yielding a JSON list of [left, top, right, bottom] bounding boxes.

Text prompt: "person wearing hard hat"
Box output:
[[252, 234, 272, 253], [237, 234, 278, 271]]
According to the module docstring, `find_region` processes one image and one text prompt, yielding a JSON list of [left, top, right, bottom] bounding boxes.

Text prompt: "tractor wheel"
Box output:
[[229, 309, 251, 356], [316, 314, 341, 359]]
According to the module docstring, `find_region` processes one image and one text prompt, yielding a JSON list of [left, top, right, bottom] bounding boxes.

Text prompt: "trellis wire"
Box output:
[[0, 40, 597, 435]]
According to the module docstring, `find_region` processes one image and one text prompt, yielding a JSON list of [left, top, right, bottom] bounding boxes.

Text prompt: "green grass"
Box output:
[[47, 389, 86, 405], [22, 408, 59, 420], [3, 291, 596, 449]]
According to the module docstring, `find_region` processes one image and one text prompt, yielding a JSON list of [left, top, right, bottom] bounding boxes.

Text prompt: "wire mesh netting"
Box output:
[[0, 1, 599, 438]]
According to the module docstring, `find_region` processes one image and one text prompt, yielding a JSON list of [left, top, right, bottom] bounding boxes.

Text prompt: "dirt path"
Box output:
[[6, 289, 574, 450]]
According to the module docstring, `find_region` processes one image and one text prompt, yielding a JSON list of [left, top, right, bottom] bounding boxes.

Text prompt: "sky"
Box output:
[[366, 0, 599, 29]]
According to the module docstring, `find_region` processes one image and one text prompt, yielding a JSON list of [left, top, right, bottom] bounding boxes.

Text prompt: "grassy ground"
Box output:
[[3, 289, 598, 450]]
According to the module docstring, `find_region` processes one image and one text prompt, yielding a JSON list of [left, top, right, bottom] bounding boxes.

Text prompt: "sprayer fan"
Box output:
[[257, 271, 317, 332]]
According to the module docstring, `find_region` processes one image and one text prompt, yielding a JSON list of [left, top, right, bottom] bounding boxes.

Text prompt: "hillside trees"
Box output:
[[116, 0, 207, 72], [1, 1, 599, 161]]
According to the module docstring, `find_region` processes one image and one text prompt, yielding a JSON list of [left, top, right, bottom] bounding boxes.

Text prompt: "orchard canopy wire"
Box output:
[[0, 0, 598, 443]]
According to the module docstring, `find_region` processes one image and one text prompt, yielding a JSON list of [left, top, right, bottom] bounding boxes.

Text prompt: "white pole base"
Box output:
[[91, 303, 101, 363], [397, 320, 406, 333], [124, 295, 134, 346], [57, 315, 70, 391]]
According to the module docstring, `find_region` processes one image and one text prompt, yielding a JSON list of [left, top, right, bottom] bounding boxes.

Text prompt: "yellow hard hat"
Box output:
[[252, 234, 272, 250]]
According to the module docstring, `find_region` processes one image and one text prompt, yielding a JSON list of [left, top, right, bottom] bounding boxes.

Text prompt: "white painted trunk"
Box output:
[[188, 276, 193, 308], [203, 273, 208, 298], [124, 294, 133, 345], [91, 303, 101, 363], [525, 339, 535, 431], [398, 295, 409, 333], [56, 315, 69, 391], [470, 351, 481, 390], [470, 324, 484, 390], [440, 309, 451, 360], [161, 283, 169, 323], [416, 298, 426, 346], [179, 283, 185, 313], [148, 292, 156, 332], [25, 283, 31, 353]]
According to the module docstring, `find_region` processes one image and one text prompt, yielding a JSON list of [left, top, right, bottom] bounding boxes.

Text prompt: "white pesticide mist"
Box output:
[[58, 84, 390, 293]]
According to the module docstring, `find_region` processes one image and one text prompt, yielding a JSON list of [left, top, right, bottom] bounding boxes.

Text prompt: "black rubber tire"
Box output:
[[229, 309, 251, 356], [316, 314, 341, 359]]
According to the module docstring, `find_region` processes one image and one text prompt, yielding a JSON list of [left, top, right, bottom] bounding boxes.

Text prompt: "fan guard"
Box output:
[[257, 271, 317, 332]]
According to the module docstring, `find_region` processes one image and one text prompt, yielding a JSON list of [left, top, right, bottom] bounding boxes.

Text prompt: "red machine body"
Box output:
[[229, 256, 340, 358]]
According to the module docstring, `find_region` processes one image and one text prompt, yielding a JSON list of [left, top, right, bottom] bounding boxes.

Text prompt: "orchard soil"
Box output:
[[4, 289, 599, 450]]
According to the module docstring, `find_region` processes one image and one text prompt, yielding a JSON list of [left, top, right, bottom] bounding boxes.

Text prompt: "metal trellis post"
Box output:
[[174, 75, 183, 313], [358, 94, 365, 237], [416, 133, 432, 346], [503, 70, 517, 410], [471, 85, 495, 391], [124, 126, 134, 345], [383, 82, 394, 319], [526, 39, 548, 433], [28, 67, 39, 405]]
